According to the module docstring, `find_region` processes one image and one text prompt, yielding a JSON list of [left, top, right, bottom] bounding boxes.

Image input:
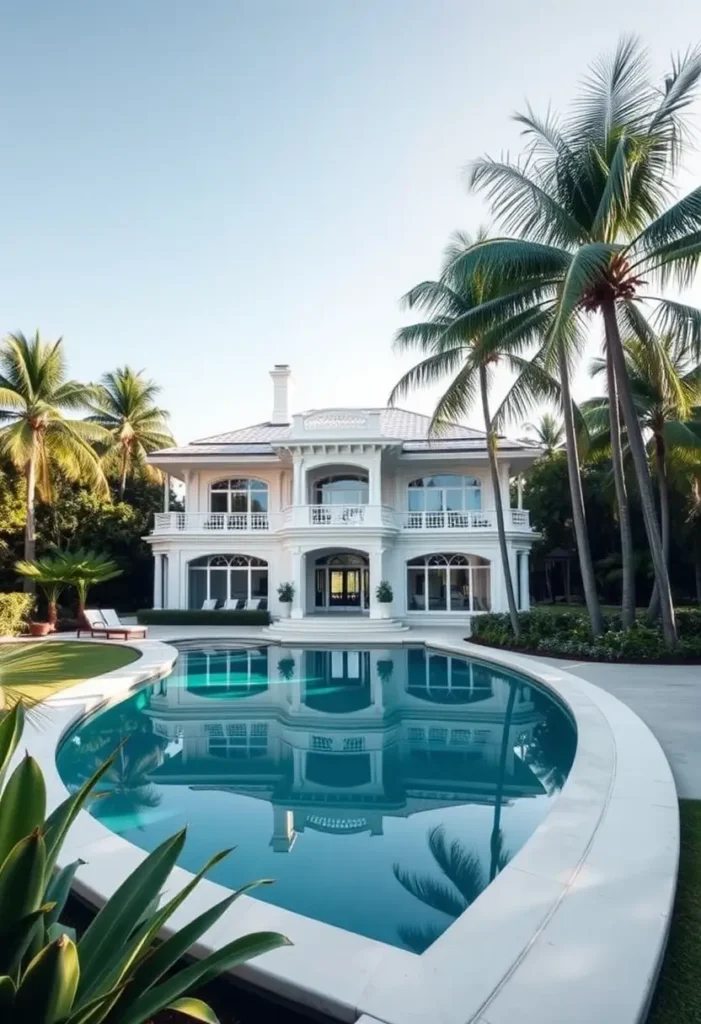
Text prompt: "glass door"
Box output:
[[328, 568, 361, 608]]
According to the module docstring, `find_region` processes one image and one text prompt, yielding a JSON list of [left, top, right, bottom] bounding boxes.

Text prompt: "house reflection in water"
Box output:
[[142, 644, 547, 853]]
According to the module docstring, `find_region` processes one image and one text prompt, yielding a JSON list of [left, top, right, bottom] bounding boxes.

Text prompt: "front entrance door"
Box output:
[[329, 568, 362, 608]]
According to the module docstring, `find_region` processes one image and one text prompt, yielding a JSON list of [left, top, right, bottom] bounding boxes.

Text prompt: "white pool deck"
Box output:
[[12, 627, 680, 1024]]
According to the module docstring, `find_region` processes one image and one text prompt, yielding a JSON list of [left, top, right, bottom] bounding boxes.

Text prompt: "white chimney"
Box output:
[[270, 364, 291, 424]]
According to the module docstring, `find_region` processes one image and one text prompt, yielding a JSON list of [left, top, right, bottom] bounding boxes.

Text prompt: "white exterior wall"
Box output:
[[149, 449, 536, 621]]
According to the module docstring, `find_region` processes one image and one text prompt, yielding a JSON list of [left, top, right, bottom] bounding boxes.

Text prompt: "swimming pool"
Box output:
[[56, 642, 576, 952]]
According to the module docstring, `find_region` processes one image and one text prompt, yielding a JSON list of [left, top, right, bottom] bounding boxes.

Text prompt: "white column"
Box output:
[[292, 455, 306, 505], [290, 547, 306, 619], [369, 452, 382, 507], [153, 553, 163, 609], [163, 474, 170, 512], [517, 474, 524, 509], [369, 547, 383, 619], [520, 550, 530, 611]]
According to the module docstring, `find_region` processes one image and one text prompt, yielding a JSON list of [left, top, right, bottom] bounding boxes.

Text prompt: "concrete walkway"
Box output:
[[128, 623, 701, 800], [518, 654, 701, 800]]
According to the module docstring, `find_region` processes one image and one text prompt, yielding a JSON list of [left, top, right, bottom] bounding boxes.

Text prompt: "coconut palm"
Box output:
[[0, 332, 108, 575], [584, 331, 701, 617], [390, 231, 561, 638], [85, 366, 174, 499], [455, 39, 701, 645], [521, 411, 564, 452]]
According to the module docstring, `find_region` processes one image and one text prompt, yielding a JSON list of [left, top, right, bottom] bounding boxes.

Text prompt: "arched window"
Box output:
[[407, 475, 482, 526], [210, 479, 268, 514], [188, 555, 268, 610], [406, 553, 490, 612], [314, 474, 368, 506]]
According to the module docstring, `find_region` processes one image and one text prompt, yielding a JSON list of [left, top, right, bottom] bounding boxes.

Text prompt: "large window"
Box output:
[[314, 475, 368, 505], [210, 479, 268, 514], [407, 475, 482, 527], [406, 553, 490, 613], [188, 555, 268, 609]]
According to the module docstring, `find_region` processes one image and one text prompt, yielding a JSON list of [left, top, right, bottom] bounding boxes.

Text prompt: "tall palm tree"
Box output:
[[453, 39, 701, 645], [0, 332, 108, 575], [85, 367, 174, 499], [521, 411, 564, 452], [390, 231, 560, 639], [584, 331, 701, 617]]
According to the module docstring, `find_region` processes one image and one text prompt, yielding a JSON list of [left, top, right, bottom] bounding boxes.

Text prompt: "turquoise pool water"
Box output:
[[56, 643, 576, 952]]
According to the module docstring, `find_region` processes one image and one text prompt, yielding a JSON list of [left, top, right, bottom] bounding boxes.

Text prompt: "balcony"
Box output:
[[398, 508, 530, 531], [152, 506, 531, 535], [152, 512, 275, 534], [281, 504, 396, 529]]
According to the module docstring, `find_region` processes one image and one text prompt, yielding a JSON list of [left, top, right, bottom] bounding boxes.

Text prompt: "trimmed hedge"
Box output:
[[0, 592, 34, 636], [471, 608, 701, 662], [136, 609, 271, 626]]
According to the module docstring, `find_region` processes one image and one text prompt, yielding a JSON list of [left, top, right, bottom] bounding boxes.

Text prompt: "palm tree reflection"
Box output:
[[393, 824, 511, 954]]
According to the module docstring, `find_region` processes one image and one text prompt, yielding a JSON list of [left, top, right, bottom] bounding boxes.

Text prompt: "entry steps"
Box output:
[[261, 616, 410, 641]]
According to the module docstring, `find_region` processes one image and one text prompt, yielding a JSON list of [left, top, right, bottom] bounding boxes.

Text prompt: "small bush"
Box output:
[[376, 580, 394, 602], [136, 609, 271, 626], [0, 591, 34, 636], [471, 608, 701, 662]]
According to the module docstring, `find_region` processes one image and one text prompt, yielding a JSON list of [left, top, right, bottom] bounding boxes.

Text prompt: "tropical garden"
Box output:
[[392, 38, 701, 660]]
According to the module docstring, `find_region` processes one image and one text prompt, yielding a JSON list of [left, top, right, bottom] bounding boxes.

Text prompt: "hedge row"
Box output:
[[0, 592, 34, 637], [471, 609, 701, 661], [136, 609, 271, 626]]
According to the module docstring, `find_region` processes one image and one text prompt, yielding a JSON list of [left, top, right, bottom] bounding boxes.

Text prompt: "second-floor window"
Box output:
[[210, 478, 268, 513], [408, 474, 482, 512], [314, 474, 369, 506]]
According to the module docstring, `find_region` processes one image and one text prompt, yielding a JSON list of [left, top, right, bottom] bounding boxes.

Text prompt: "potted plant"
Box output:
[[377, 658, 394, 683], [15, 554, 69, 633], [278, 656, 296, 680], [277, 581, 294, 618], [375, 580, 393, 618]]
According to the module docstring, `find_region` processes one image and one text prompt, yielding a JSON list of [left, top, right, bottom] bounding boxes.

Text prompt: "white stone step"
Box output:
[[261, 616, 410, 639]]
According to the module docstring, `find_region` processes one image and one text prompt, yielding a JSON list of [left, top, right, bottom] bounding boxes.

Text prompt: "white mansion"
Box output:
[[146, 366, 541, 624]]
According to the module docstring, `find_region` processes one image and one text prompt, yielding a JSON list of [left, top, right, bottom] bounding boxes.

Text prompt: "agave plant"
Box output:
[[0, 703, 289, 1023]]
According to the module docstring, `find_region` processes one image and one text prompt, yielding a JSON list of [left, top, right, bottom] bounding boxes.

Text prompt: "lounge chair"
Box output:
[[201, 598, 218, 610], [223, 598, 243, 611], [78, 609, 147, 640], [244, 599, 262, 611]]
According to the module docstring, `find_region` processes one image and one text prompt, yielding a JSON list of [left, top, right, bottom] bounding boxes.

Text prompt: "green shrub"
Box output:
[[471, 608, 701, 661], [0, 592, 34, 636], [136, 609, 270, 626], [0, 702, 288, 1023]]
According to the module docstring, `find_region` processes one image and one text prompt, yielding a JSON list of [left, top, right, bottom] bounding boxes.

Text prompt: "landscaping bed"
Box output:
[[470, 609, 701, 662]]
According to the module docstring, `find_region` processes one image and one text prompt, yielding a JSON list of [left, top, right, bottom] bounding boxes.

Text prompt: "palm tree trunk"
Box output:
[[490, 682, 517, 881], [557, 344, 603, 636], [695, 555, 701, 605], [23, 450, 37, 592], [479, 364, 520, 638], [602, 301, 677, 646], [119, 448, 129, 500], [603, 335, 636, 628], [647, 433, 671, 621]]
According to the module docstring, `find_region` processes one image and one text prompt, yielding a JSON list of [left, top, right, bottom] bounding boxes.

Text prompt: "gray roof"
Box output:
[[153, 407, 539, 457]]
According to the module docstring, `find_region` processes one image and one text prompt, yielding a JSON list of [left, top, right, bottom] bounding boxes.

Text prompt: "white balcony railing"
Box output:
[[281, 504, 395, 528], [152, 512, 273, 534], [152, 506, 531, 534], [399, 508, 530, 530]]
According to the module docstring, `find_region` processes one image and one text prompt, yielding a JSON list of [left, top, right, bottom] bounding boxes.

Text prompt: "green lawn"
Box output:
[[0, 640, 140, 706], [648, 800, 701, 1024]]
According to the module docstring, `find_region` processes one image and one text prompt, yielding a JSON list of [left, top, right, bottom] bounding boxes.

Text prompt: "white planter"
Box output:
[[279, 602, 292, 619], [377, 603, 392, 619]]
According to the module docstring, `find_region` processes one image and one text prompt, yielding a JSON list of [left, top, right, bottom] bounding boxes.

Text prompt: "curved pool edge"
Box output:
[[14, 635, 678, 1024]]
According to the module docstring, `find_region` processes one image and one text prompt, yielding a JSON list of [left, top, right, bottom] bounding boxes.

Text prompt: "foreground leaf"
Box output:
[[166, 997, 220, 1023], [0, 754, 46, 868], [14, 934, 80, 1023], [0, 703, 24, 787]]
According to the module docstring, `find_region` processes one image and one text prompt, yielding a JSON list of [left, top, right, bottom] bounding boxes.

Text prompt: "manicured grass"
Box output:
[[648, 800, 701, 1024], [0, 640, 140, 706]]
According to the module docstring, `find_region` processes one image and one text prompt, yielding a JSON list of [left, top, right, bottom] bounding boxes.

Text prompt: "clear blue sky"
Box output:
[[2, 1, 700, 442]]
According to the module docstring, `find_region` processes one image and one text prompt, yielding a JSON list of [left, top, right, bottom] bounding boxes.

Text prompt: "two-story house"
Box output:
[[146, 365, 541, 625]]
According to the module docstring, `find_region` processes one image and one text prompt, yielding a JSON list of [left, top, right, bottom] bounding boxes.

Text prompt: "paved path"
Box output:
[[128, 623, 701, 801], [518, 654, 701, 800]]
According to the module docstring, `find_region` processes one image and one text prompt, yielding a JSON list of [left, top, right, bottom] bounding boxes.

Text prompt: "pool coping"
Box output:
[[11, 634, 678, 1024]]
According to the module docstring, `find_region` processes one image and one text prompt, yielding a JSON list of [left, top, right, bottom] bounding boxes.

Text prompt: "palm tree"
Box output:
[[85, 367, 174, 499], [584, 331, 701, 617], [454, 39, 701, 645], [521, 411, 564, 452], [0, 332, 108, 576], [390, 231, 560, 639], [54, 547, 124, 615], [14, 553, 70, 628]]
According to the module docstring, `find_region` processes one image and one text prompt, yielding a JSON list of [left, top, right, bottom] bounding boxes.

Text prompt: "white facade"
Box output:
[[146, 366, 541, 624]]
